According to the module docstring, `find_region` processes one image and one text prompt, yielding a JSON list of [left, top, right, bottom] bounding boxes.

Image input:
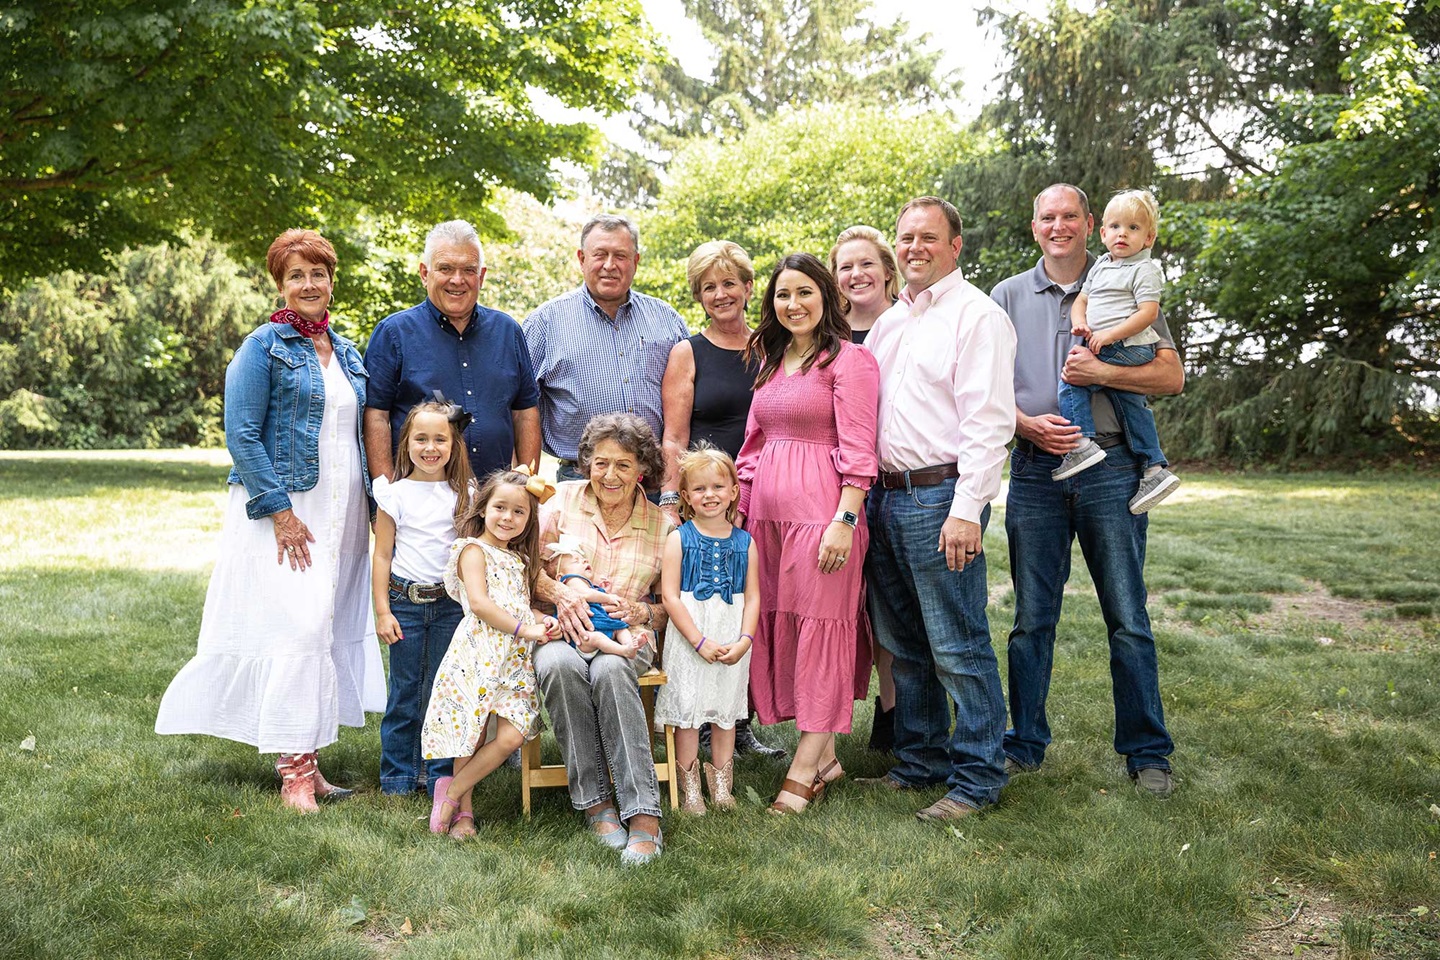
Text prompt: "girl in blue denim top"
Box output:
[[371, 400, 477, 798], [656, 447, 760, 815]]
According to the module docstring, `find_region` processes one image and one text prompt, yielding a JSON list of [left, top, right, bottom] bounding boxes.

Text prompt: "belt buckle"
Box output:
[[407, 583, 436, 604]]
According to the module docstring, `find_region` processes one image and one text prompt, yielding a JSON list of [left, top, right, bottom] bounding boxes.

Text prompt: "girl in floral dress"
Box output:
[[421, 468, 560, 836]]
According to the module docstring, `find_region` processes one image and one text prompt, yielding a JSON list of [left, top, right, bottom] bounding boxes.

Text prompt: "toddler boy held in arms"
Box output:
[[1053, 189, 1181, 514]]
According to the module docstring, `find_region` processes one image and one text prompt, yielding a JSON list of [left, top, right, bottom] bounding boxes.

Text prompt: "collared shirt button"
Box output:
[[462, 361, 468, 367], [466, 390, 472, 395]]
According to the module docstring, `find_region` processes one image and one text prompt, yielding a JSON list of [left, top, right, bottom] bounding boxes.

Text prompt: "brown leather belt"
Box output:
[[389, 574, 447, 603], [877, 463, 960, 490]]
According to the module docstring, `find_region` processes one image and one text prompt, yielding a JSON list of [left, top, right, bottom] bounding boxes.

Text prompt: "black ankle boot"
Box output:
[[867, 697, 894, 752], [734, 718, 787, 760]]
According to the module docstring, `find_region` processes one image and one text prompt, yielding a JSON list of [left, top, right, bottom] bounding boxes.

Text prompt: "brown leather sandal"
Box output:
[[768, 777, 817, 815], [811, 759, 845, 803]]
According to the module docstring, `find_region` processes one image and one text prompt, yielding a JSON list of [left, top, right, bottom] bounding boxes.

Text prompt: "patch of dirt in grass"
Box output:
[[867, 910, 979, 959], [1236, 885, 1347, 958], [1252, 580, 1433, 645]]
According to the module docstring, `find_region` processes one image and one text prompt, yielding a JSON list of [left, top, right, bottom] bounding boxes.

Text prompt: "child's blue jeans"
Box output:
[[1057, 342, 1168, 469], [380, 582, 463, 796]]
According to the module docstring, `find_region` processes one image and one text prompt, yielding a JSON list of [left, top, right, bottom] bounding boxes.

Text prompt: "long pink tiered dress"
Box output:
[[736, 340, 879, 733]]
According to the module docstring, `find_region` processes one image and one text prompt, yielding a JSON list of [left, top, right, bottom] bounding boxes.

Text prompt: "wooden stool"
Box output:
[[521, 667, 678, 816]]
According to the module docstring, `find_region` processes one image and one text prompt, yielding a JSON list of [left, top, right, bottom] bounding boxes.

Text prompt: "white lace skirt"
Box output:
[[654, 591, 751, 730], [156, 363, 384, 753]]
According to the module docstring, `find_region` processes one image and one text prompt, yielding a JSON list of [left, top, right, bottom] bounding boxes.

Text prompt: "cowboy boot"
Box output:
[[276, 753, 319, 814], [867, 697, 895, 753], [704, 758, 736, 810], [309, 753, 354, 801], [678, 759, 706, 815]]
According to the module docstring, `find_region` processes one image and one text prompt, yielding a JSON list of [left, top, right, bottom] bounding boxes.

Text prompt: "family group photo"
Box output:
[[2, 1, 1437, 958]]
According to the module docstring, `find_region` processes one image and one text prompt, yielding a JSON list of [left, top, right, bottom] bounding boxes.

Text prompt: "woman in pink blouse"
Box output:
[[736, 252, 880, 814]]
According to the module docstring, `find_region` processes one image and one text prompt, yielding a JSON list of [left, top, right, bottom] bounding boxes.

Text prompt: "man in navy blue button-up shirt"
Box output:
[[363, 220, 541, 482]]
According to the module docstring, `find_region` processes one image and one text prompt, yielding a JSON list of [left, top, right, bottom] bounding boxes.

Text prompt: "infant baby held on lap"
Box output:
[[546, 534, 651, 660]]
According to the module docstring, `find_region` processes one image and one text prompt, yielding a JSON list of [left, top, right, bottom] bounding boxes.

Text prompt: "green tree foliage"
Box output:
[[0, 0, 654, 284], [637, 102, 969, 322], [600, 0, 957, 204], [481, 191, 592, 322], [0, 238, 268, 448], [982, 0, 1344, 200]]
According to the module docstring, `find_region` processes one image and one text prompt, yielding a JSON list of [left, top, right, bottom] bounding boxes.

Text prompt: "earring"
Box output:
[[274, 294, 285, 309]]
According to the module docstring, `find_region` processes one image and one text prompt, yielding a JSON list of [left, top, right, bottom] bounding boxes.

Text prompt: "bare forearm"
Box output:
[[837, 484, 866, 516], [362, 409, 394, 480], [512, 407, 541, 469], [1104, 347, 1184, 395]]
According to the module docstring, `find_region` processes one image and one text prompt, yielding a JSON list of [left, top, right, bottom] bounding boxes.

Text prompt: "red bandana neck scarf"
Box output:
[[270, 307, 330, 339]]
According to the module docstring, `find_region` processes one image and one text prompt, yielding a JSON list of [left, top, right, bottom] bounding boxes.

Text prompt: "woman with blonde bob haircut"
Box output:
[[658, 240, 787, 761]]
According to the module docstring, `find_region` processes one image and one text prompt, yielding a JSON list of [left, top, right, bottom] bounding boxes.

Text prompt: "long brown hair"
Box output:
[[392, 400, 476, 529], [458, 469, 543, 596], [746, 253, 850, 390]]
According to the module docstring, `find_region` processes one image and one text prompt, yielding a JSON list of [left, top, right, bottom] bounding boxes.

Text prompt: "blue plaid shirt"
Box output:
[[523, 285, 687, 460]]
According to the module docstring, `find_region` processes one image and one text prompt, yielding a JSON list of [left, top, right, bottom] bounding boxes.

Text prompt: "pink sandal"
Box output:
[[429, 776, 459, 833], [448, 811, 476, 839]]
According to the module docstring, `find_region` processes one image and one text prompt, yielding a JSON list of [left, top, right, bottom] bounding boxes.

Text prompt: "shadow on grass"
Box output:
[[0, 457, 231, 499]]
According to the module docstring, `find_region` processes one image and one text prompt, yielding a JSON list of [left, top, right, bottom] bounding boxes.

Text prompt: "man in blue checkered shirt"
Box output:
[[523, 214, 688, 481]]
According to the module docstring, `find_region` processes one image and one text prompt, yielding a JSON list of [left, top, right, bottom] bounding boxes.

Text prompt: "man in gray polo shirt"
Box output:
[[989, 183, 1184, 798]]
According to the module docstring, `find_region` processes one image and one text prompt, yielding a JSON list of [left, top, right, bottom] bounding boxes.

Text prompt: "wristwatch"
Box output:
[[833, 510, 859, 528]]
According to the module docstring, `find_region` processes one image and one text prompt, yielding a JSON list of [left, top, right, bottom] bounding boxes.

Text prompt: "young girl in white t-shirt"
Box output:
[[371, 400, 476, 799]]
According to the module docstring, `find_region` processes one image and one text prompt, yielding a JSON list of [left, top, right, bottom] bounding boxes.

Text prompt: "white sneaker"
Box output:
[[1051, 439, 1107, 480], [1129, 468, 1180, 514]]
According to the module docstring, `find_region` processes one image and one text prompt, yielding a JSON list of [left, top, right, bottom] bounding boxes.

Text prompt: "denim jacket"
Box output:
[[224, 321, 372, 519]]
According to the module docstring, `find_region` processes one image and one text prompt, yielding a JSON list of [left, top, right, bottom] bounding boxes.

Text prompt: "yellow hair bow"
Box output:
[[515, 463, 556, 505]]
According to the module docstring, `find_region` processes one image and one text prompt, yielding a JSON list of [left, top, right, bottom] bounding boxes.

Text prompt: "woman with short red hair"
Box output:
[[157, 229, 385, 812]]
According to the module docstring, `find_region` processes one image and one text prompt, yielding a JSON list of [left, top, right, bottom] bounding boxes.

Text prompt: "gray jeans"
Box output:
[[534, 639, 661, 822]]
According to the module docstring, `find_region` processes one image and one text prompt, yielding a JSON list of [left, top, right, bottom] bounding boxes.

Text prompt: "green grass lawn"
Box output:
[[1, 454, 1437, 959]]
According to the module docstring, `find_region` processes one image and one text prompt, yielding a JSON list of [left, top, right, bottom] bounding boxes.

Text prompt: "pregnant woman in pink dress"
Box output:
[[736, 252, 879, 814]]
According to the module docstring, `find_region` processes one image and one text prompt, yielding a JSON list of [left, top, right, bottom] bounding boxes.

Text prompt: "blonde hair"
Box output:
[[677, 445, 740, 524], [686, 240, 755, 304], [1104, 189, 1160, 235], [829, 225, 900, 306]]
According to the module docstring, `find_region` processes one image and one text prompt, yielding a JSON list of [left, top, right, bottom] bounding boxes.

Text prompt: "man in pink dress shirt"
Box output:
[[861, 196, 1017, 821]]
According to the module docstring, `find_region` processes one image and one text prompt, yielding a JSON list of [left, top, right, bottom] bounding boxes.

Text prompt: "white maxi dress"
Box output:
[[156, 356, 385, 753]]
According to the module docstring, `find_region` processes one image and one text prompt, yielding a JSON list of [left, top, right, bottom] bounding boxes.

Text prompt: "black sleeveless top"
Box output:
[[688, 332, 758, 458]]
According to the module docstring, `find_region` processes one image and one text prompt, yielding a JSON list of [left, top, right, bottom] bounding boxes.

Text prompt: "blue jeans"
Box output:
[[380, 585, 463, 795], [1056, 342, 1166, 468], [865, 486, 1007, 809], [1003, 443, 1173, 775]]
